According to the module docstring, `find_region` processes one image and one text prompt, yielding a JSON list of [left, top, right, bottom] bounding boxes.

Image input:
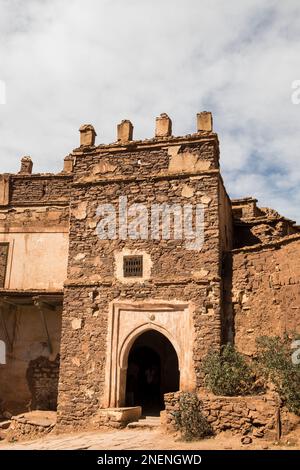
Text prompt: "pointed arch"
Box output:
[[119, 322, 181, 370]]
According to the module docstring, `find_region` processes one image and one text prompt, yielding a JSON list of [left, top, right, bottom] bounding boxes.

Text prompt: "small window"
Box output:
[[0, 242, 9, 288], [233, 208, 243, 219], [123, 255, 143, 278]]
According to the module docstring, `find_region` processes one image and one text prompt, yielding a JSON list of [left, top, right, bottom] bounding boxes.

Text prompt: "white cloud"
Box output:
[[0, 0, 299, 221]]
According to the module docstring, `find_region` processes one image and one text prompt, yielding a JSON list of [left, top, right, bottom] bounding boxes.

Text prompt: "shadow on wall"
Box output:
[[26, 354, 60, 411]]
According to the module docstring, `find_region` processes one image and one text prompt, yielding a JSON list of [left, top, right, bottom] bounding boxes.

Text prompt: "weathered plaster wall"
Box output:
[[0, 204, 69, 290], [0, 305, 61, 415], [0, 232, 69, 290]]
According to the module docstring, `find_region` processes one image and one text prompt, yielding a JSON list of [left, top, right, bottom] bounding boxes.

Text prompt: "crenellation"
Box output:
[[19, 156, 33, 175], [197, 111, 213, 132], [155, 113, 172, 137], [0, 175, 9, 206], [63, 155, 75, 174], [117, 120, 134, 143], [79, 124, 97, 147]]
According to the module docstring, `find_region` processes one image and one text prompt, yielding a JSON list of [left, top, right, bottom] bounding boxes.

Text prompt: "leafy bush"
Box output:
[[202, 344, 256, 396], [172, 392, 213, 441], [256, 334, 300, 415]]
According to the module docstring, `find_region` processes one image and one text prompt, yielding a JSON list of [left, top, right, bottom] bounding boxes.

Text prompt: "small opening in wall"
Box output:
[[232, 208, 243, 219], [123, 255, 143, 278], [204, 303, 214, 315]]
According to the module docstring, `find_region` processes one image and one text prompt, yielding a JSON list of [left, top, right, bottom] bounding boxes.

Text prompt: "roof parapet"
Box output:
[[117, 120, 133, 143], [197, 111, 213, 132], [79, 124, 97, 147], [155, 113, 172, 138], [18, 156, 33, 175]]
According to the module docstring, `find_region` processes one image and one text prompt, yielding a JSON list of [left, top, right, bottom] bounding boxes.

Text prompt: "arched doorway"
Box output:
[[125, 330, 180, 415]]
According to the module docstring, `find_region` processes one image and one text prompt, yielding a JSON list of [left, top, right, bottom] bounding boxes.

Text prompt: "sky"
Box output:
[[0, 0, 300, 222]]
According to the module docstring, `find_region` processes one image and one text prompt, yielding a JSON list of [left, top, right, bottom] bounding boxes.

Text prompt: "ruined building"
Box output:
[[0, 112, 299, 428]]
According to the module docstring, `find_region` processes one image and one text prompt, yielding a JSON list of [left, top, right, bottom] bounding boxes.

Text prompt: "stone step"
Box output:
[[127, 416, 161, 430]]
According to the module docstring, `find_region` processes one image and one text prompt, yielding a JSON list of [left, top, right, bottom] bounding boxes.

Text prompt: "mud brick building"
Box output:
[[0, 112, 299, 428]]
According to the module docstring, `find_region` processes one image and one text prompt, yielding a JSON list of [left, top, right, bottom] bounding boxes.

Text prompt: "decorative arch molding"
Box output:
[[119, 322, 181, 370], [103, 300, 196, 408]]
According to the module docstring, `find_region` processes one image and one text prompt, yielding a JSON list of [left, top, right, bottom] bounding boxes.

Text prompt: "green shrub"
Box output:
[[202, 344, 256, 396], [256, 334, 300, 415], [172, 392, 213, 441]]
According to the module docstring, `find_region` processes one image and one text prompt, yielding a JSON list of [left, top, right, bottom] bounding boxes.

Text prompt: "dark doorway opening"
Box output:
[[125, 330, 179, 416]]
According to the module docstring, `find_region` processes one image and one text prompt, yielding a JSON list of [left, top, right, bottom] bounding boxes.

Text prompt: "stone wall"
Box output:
[[231, 235, 300, 355], [10, 175, 72, 205], [57, 134, 228, 428], [164, 391, 300, 439], [57, 282, 221, 428], [68, 139, 223, 284], [68, 174, 221, 282], [72, 138, 219, 182]]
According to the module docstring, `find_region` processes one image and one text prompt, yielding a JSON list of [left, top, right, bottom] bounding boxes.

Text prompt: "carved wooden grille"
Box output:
[[0, 243, 9, 288], [123, 255, 143, 277]]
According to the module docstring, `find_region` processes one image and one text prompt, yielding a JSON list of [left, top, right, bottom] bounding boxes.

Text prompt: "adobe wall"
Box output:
[[57, 130, 228, 428], [0, 231, 69, 290], [0, 174, 71, 290], [0, 305, 62, 416], [232, 235, 300, 355]]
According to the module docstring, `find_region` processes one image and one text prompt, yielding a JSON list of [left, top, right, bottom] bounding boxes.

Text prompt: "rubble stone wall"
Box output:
[[57, 282, 222, 428], [164, 391, 299, 439], [5, 411, 56, 442], [10, 175, 72, 205], [26, 355, 60, 411]]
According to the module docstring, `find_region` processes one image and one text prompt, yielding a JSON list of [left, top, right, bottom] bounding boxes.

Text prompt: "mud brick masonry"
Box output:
[[0, 112, 299, 431]]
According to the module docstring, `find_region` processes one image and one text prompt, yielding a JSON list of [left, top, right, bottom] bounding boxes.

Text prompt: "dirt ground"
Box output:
[[0, 426, 299, 451]]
